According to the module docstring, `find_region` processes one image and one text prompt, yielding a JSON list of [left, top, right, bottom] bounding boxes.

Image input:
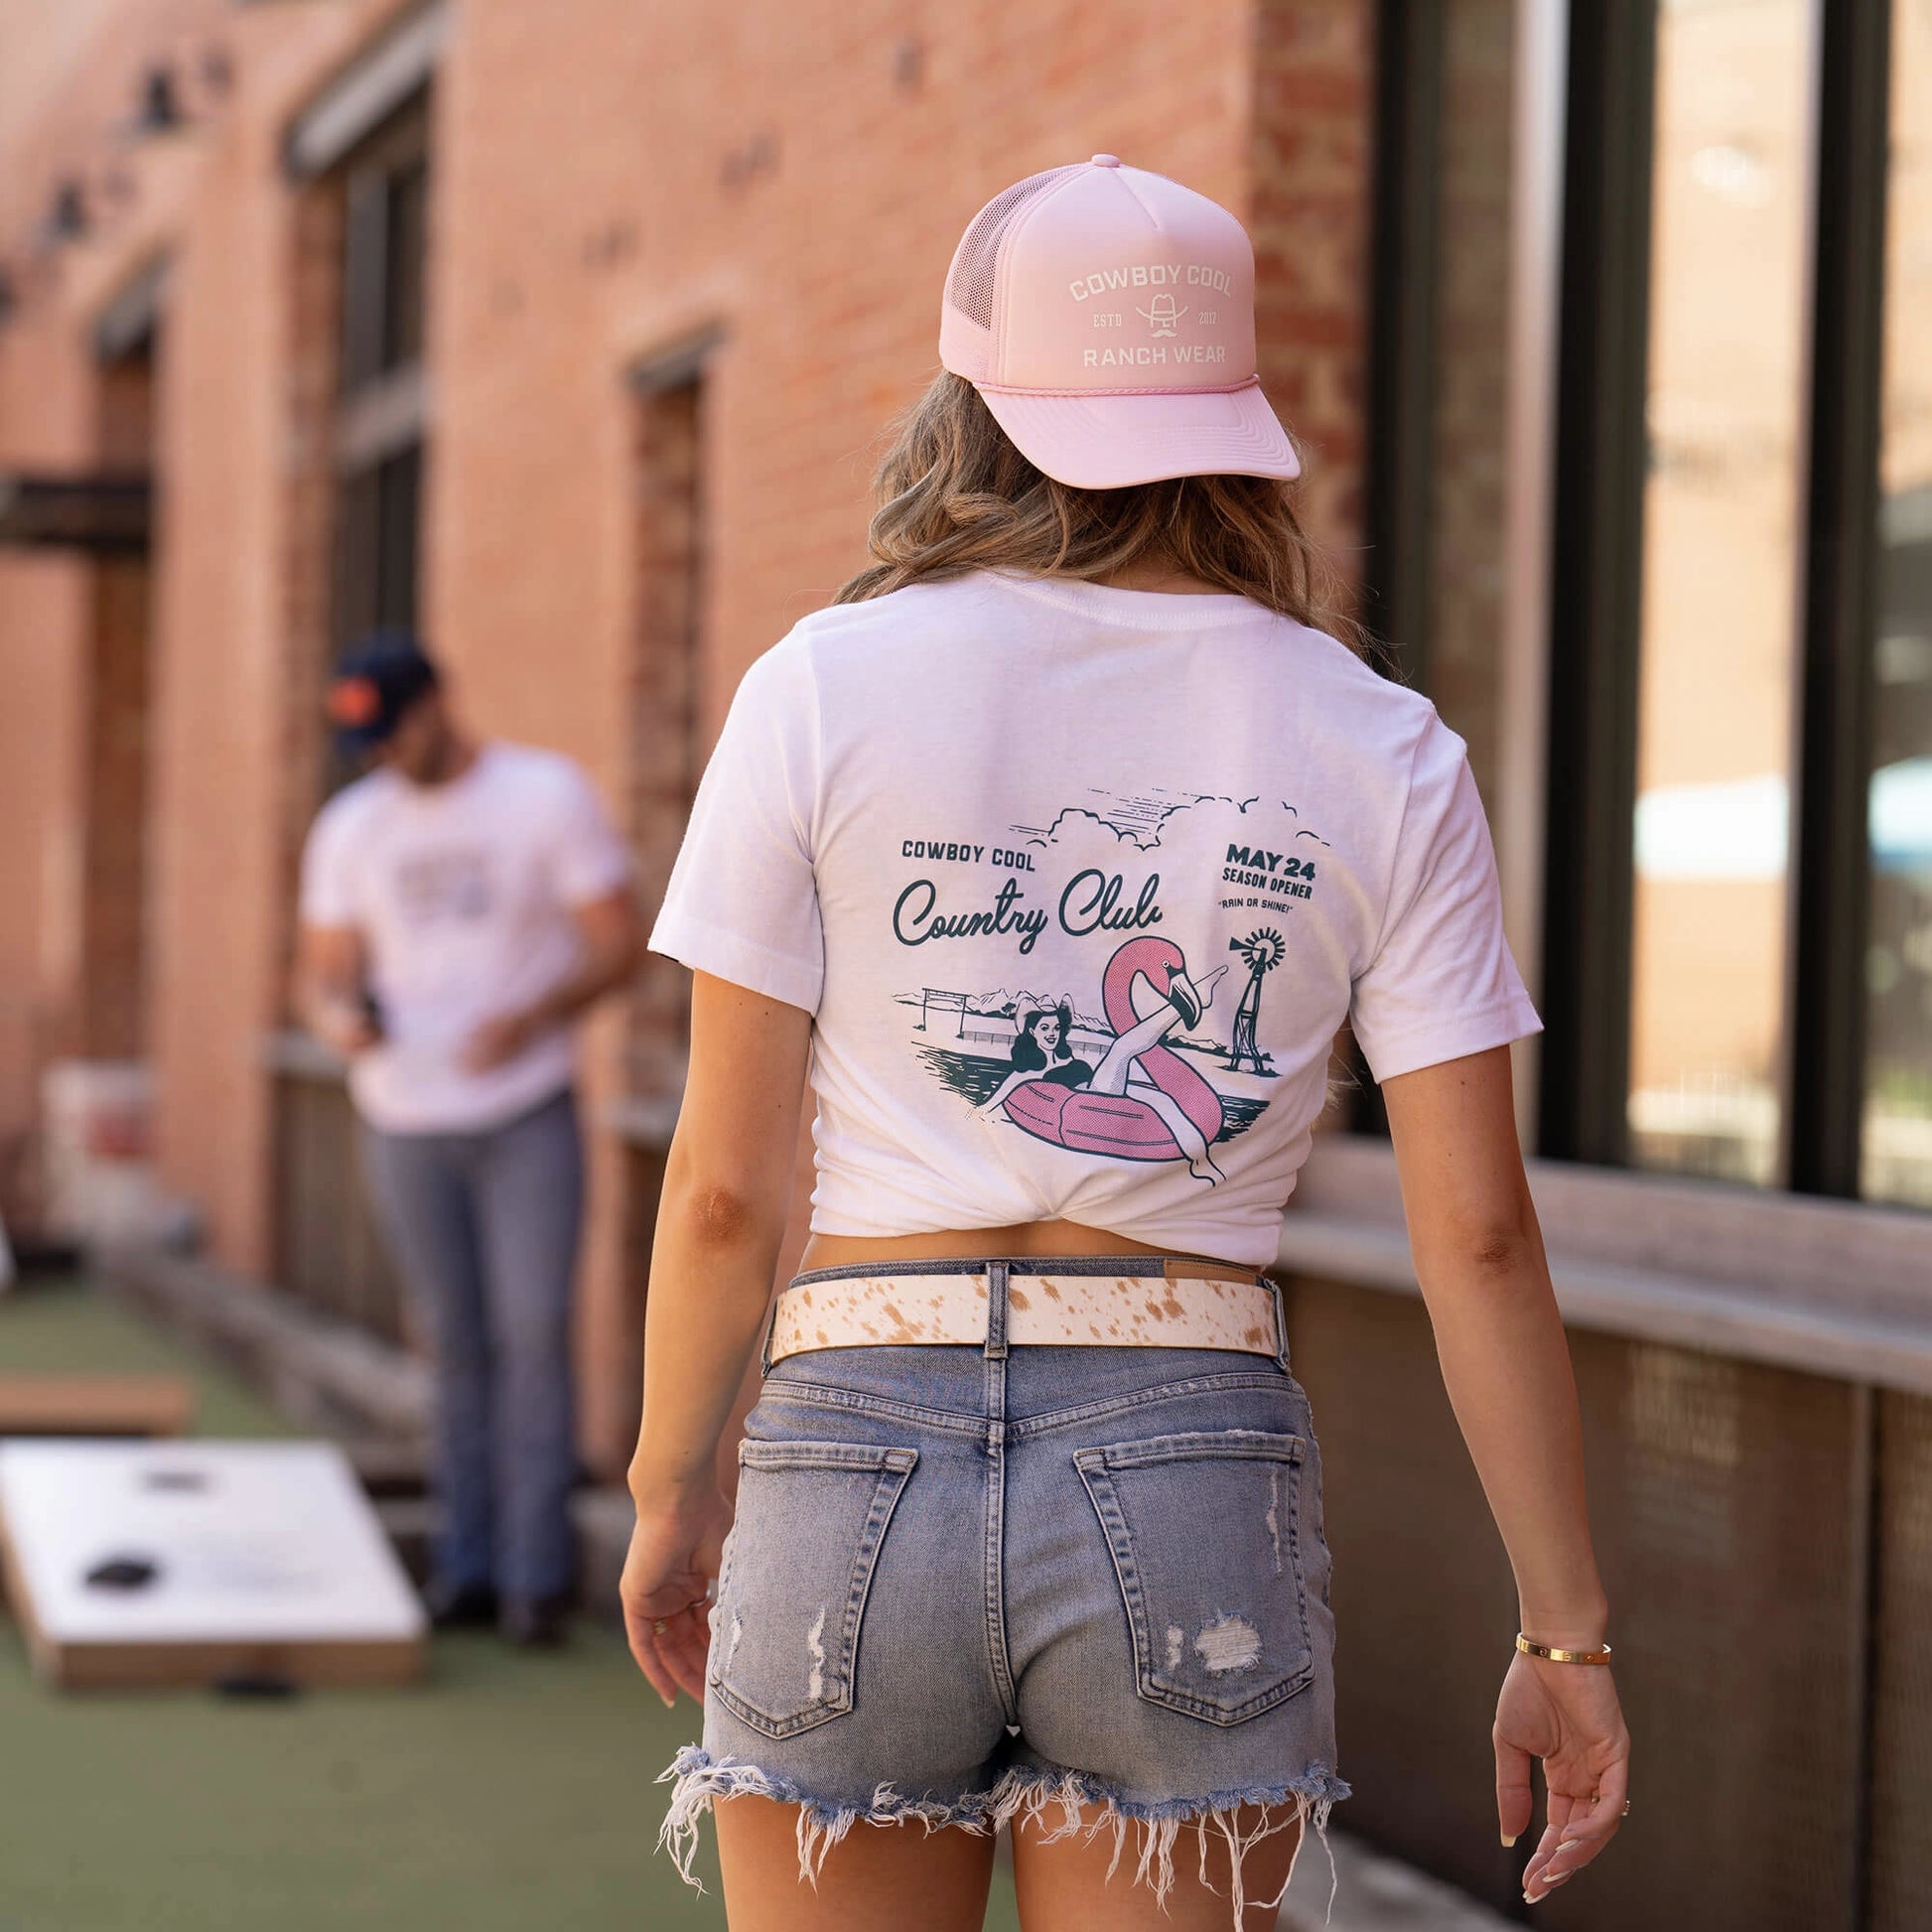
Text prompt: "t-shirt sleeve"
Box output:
[[546, 763, 635, 906], [648, 638, 824, 1014], [1349, 715, 1542, 1083], [298, 799, 361, 928]]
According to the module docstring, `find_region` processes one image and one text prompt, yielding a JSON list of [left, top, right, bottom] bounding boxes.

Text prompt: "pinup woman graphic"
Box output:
[[623, 156, 1629, 1932], [995, 1002, 1095, 1089], [980, 938, 1231, 1184]]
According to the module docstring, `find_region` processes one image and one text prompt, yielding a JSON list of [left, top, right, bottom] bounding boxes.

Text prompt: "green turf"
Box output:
[[0, 1620, 730, 1932], [0, 1274, 294, 1439], [0, 1279, 1024, 1930]]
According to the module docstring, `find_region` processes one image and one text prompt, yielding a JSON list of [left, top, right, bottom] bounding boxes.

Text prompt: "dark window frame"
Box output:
[[1789, 0, 1894, 1198], [1362, 0, 1446, 695], [1347, 0, 1459, 1141], [1535, 0, 1658, 1170]]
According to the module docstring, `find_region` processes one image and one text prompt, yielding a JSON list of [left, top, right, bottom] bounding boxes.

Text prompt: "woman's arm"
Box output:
[[621, 971, 814, 1706], [1381, 1043, 1629, 1903]]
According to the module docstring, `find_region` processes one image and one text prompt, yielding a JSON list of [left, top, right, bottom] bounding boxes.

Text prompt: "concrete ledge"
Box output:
[[606, 1093, 681, 1152], [100, 1244, 430, 1441], [1280, 1135, 1932, 1394], [94, 1243, 638, 1616], [572, 1484, 635, 1621]]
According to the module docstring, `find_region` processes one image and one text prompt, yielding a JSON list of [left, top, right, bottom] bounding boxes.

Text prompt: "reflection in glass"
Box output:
[[1424, 0, 1516, 801], [1626, 0, 1816, 1183], [1862, 1, 1932, 1206]]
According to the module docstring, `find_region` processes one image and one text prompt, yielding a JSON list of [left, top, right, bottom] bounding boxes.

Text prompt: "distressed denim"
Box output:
[[358, 1087, 582, 1602], [660, 1257, 1347, 1920]]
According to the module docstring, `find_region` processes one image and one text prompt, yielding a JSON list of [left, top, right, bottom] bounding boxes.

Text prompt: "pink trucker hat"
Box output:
[[939, 155, 1300, 490]]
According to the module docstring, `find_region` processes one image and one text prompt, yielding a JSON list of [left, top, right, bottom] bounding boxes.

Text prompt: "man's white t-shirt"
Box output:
[[649, 571, 1541, 1270], [300, 743, 632, 1135]]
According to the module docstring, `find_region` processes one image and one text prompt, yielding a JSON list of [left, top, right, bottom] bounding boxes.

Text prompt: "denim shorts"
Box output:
[[659, 1258, 1348, 1915]]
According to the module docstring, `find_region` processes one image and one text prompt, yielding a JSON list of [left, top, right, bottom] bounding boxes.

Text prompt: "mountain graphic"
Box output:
[[895, 990, 1109, 1035]]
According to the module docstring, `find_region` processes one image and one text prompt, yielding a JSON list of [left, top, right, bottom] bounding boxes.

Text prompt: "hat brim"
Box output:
[[974, 377, 1301, 489]]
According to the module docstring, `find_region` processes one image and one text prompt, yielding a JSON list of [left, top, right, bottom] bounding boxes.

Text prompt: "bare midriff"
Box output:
[[798, 1218, 1241, 1273]]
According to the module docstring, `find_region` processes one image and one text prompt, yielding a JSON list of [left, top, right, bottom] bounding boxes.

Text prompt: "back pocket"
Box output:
[[709, 1440, 918, 1740], [1076, 1430, 1312, 1725]]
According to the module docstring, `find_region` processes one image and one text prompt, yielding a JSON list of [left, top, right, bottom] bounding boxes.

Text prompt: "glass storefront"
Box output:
[[1625, 0, 1818, 1183]]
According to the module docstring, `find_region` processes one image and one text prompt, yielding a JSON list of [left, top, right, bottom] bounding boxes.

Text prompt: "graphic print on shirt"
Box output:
[[392, 847, 493, 927], [893, 785, 1329, 1185]]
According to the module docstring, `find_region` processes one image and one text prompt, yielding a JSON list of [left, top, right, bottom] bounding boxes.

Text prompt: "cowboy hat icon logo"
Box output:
[[1136, 294, 1188, 338]]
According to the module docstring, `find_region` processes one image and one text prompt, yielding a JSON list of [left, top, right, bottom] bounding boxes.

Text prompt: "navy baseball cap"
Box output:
[[326, 631, 440, 751]]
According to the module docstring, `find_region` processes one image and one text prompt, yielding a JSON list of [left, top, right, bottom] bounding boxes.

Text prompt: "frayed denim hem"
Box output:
[[656, 1744, 1351, 1927]]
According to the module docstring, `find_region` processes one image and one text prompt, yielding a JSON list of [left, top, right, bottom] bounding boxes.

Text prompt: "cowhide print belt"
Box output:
[[761, 1256, 1287, 1369]]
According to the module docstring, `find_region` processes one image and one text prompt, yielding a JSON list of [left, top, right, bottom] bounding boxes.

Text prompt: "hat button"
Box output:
[[1090, 153, 1121, 168]]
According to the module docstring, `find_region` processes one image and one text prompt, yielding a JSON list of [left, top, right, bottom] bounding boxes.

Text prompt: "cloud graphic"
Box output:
[[1014, 789, 1330, 866]]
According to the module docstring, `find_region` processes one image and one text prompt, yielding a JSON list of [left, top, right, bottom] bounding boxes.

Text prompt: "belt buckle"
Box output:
[[1268, 1277, 1290, 1370]]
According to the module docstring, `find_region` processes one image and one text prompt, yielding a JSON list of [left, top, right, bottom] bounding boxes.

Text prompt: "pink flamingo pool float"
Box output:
[[1001, 936, 1225, 1160]]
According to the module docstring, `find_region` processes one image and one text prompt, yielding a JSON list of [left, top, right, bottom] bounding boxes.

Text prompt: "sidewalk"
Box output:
[[1281, 1830, 1515, 1931]]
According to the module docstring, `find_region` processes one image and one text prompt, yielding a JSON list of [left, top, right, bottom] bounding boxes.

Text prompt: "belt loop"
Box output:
[[759, 1292, 780, 1377], [1269, 1277, 1291, 1371], [984, 1261, 1010, 1360]]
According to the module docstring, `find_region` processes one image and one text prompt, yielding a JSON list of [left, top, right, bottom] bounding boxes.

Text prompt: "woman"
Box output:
[[623, 157, 1629, 1931]]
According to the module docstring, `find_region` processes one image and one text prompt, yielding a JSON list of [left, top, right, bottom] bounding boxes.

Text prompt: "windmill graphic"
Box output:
[[1225, 928, 1286, 1074]]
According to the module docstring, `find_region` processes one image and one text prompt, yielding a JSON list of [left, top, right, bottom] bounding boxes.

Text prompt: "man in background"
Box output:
[[297, 633, 641, 1646]]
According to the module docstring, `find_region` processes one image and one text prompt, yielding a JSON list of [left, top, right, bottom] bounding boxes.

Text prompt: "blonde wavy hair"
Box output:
[[835, 371, 1359, 646]]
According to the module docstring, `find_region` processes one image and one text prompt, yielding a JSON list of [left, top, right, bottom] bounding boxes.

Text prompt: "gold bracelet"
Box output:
[[1516, 1631, 1613, 1666]]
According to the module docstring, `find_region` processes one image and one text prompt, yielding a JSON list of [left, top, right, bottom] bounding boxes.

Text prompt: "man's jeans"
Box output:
[[359, 1088, 583, 1603]]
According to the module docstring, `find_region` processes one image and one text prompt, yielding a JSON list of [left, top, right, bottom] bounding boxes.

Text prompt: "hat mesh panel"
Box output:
[[946, 166, 1082, 331]]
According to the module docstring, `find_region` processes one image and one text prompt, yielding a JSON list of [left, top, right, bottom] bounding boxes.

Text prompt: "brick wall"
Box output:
[[1250, 0, 1376, 575], [0, 0, 1379, 1458]]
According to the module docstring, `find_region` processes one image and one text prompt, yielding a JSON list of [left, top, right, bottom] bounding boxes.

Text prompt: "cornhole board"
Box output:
[[0, 1440, 427, 1689], [0, 1373, 195, 1439]]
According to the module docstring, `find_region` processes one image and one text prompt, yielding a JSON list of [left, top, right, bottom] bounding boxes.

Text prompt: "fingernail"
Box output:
[[1501, 1832, 1518, 1848]]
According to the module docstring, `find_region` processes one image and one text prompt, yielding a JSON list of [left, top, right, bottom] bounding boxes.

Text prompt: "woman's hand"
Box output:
[[621, 1488, 733, 1708], [1494, 1652, 1631, 1904]]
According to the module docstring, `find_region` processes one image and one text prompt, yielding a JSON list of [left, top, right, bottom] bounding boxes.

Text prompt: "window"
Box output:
[[1536, 0, 1930, 1205], [330, 99, 429, 650], [618, 345, 715, 1383], [333, 444, 421, 645], [626, 348, 714, 1104], [1625, 0, 1817, 1184]]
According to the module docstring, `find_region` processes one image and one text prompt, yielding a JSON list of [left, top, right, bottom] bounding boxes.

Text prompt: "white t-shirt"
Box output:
[[650, 572, 1540, 1268], [300, 742, 633, 1135]]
